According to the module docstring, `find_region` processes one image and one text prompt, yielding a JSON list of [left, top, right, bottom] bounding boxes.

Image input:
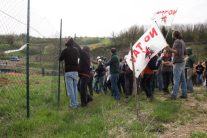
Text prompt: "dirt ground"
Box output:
[[0, 77, 9, 86], [159, 87, 207, 138]]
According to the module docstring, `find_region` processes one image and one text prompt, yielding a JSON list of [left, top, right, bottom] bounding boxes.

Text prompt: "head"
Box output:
[[65, 37, 74, 47], [172, 30, 182, 40], [120, 58, 123, 62], [111, 48, 116, 54], [186, 47, 192, 56], [97, 56, 101, 61], [83, 46, 90, 54], [98, 59, 102, 64]]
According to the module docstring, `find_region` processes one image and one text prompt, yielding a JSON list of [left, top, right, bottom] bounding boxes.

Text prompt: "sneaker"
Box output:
[[180, 95, 187, 99]]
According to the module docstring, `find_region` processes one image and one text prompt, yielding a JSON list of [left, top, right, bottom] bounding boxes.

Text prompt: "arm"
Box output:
[[59, 50, 65, 61], [105, 56, 114, 66], [165, 46, 177, 54]]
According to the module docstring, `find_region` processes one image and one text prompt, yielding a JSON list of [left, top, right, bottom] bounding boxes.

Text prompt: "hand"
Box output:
[[164, 45, 170, 50]]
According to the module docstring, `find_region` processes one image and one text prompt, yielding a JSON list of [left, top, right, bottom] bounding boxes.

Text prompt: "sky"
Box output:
[[1, 0, 207, 37]]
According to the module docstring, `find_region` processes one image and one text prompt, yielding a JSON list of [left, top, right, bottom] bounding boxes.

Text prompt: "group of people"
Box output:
[[59, 30, 207, 109]]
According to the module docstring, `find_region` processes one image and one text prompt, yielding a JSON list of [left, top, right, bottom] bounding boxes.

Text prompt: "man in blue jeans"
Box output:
[[59, 38, 80, 108], [166, 31, 187, 99], [105, 48, 120, 100]]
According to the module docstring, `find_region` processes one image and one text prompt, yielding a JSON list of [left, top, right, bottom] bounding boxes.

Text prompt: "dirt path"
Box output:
[[159, 87, 207, 138]]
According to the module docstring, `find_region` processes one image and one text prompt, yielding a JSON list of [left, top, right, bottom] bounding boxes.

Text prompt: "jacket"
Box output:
[[79, 48, 91, 78], [105, 53, 119, 74], [59, 46, 80, 72]]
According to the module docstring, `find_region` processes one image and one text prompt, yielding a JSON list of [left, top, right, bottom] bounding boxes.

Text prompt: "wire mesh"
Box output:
[[0, 0, 60, 134]]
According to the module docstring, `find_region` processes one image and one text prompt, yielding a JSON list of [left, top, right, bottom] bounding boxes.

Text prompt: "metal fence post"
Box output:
[[26, 0, 30, 118], [58, 19, 62, 107]]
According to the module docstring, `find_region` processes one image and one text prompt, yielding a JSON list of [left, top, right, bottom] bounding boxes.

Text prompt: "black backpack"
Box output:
[[148, 55, 160, 70]]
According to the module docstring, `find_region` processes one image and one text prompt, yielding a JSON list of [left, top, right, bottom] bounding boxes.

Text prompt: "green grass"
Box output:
[[1, 74, 207, 137], [191, 132, 207, 138], [187, 44, 207, 61], [152, 101, 181, 122]]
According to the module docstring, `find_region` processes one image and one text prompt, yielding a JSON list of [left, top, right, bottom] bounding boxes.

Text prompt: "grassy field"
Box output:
[[186, 43, 207, 62], [1, 73, 207, 138]]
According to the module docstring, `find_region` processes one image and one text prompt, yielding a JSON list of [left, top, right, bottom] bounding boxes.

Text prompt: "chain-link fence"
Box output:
[[0, 0, 61, 130]]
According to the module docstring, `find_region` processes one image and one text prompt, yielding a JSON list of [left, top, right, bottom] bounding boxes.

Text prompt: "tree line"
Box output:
[[110, 23, 207, 49]]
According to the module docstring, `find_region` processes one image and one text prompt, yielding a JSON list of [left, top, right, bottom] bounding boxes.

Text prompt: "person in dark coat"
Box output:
[[161, 50, 173, 94], [78, 46, 93, 107], [59, 38, 80, 109], [185, 47, 196, 92], [105, 48, 120, 100]]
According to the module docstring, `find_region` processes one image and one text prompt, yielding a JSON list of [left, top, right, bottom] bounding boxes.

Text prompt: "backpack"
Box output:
[[148, 55, 160, 70]]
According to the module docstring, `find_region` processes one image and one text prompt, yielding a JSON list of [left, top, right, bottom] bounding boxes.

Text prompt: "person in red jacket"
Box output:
[[141, 64, 154, 101]]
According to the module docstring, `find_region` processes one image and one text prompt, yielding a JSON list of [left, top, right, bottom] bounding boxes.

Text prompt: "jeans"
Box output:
[[110, 73, 120, 100], [125, 75, 133, 97], [97, 76, 104, 93], [186, 68, 193, 92], [171, 62, 187, 97], [88, 76, 93, 96], [206, 71, 207, 87], [118, 74, 125, 94], [80, 76, 90, 106], [162, 71, 172, 92], [141, 74, 154, 99], [65, 72, 79, 108], [157, 71, 163, 91], [197, 73, 203, 85]]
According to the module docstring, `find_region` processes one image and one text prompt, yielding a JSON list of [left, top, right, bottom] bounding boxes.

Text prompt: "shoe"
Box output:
[[187, 90, 193, 93], [180, 95, 187, 99], [87, 97, 93, 103], [149, 96, 155, 102], [170, 96, 176, 100]]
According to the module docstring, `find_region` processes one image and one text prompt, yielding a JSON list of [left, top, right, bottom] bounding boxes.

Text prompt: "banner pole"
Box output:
[[165, 9, 178, 39], [130, 43, 139, 118]]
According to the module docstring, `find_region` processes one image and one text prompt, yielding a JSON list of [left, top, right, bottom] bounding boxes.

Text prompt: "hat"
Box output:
[[98, 59, 102, 62]]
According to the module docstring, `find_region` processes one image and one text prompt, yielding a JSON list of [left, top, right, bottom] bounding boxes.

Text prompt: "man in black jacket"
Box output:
[[78, 46, 93, 107], [59, 38, 80, 109]]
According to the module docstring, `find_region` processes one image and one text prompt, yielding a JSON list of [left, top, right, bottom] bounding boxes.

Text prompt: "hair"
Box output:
[[65, 38, 74, 47], [83, 46, 90, 53], [172, 30, 183, 39], [111, 48, 116, 54]]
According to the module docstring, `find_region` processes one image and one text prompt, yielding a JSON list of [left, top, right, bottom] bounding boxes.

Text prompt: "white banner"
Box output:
[[126, 23, 167, 77], [152, 9, 177, 26], [4, 44, 27, 54]]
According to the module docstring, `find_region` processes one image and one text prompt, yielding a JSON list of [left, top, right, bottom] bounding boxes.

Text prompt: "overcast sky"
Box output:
[[1, 0, 207, 37]]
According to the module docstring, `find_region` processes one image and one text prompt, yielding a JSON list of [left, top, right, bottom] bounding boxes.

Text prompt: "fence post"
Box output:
[[58, 19, 62, 107], [26, 0, 30, 118], [130, 43, 140, 118]]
